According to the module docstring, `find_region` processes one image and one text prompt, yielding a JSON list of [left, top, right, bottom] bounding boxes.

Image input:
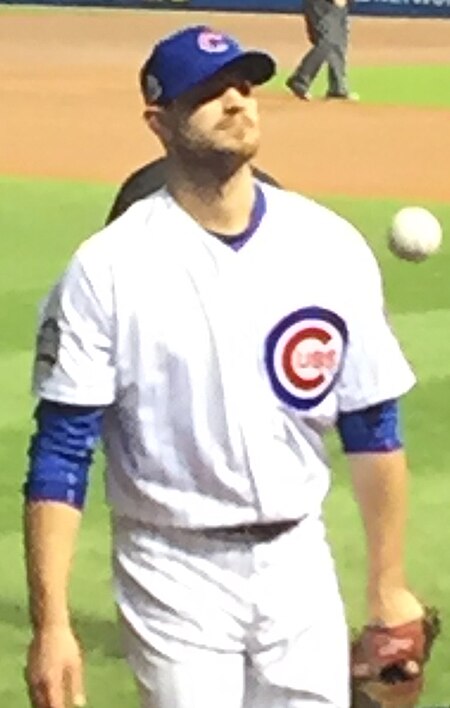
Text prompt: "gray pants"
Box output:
[[290, 0, 350, 96]]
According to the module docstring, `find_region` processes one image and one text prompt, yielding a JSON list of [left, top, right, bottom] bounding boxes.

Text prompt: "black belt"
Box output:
[[202, 518, 302, 542]]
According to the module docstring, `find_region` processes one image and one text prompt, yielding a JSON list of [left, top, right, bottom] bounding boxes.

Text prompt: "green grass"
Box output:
[[269, 64, 450, 108], [1, 175, 450, 704]]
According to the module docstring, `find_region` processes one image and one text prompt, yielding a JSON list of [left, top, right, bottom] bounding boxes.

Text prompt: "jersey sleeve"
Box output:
[[335, 232, 415, 413], [32, 245, 116, 406]]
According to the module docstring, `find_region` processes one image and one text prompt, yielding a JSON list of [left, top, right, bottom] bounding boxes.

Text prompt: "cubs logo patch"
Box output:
[[264, 306, 348, 410], [35, 317, 60, 368], [33, 315, 61, 384], [197, 30, 229, 54]]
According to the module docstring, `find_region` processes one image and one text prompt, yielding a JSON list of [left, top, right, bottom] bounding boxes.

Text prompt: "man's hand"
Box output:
[[368, 587, 424, 629], [25, 625, 86, 708]]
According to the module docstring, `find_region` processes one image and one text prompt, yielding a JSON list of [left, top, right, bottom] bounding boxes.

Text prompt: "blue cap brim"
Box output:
[[218, 51, 276, 87]]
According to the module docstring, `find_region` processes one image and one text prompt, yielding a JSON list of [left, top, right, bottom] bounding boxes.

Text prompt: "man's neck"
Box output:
[[166, 160, 256, 237]]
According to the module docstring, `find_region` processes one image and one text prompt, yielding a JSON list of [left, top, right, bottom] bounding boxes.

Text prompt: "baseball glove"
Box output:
[[351, 606, 441, 707]]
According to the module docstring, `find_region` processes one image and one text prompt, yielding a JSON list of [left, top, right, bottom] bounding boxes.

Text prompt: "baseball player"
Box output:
[[24, 24, 425, 708], [286, 0, 357, 101], [105, 157, 281, 224]]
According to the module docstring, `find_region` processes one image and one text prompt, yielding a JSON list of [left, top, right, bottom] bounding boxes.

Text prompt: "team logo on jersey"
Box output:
[[264, 307, 348, 410], [197, 30, 229, 54]]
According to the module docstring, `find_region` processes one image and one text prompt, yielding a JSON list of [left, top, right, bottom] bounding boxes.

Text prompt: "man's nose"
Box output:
[[222, 86, 247, 111]]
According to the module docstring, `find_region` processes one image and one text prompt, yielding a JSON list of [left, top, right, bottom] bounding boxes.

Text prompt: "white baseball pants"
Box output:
[[111, 514, 350, 708]]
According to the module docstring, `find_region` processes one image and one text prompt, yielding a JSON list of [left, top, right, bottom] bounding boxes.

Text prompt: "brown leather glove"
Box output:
[[351, 606, 440, 707]]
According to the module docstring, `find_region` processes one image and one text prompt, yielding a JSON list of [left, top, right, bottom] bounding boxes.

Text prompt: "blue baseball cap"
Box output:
[[140, 25, 276, 105]]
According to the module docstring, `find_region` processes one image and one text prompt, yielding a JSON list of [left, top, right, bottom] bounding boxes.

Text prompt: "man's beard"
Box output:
[[170, 118, 259, 183]]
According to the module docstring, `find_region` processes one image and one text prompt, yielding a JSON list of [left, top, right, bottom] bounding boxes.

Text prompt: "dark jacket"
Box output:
[[105, 157, 281, 225]]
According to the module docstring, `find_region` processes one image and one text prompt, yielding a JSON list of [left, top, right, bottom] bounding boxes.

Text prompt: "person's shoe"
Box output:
[[285, 77, 312, 101], [325, 91, 360, 102]]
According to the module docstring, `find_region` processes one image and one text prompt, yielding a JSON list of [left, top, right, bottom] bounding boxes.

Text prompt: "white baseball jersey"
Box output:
[[33, 183, 415, 527]]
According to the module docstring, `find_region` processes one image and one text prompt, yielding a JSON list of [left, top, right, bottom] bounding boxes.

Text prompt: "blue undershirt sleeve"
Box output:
[[23, 400, 104, 509], [336, 399, 403, 454]]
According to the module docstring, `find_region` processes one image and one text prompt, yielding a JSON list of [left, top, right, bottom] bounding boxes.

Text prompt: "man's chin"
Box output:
[[217, 140, 259, 164], [177, 140, 259, 175], [218, 148, 258, 175]]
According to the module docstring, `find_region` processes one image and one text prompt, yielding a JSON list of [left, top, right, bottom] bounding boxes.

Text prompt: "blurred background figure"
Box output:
[[285, 0, 358, 101]]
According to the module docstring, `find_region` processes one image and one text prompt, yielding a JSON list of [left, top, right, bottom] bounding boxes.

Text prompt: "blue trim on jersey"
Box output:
[[337, 399, 403, 454], [23, 401, 104, 509], [211, 184, 266, 251]]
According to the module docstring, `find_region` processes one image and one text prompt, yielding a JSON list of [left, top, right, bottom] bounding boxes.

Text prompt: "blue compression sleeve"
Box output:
[[336, 399, 403, 454], [23, 401, 104, 509]]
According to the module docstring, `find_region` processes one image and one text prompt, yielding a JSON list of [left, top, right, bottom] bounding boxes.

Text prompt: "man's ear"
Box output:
[[144, 103, 176, 150], [143, 105, 161, 134]]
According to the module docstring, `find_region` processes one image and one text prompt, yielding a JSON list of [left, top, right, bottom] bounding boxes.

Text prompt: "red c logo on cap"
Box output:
[[197, 31, 230, 54]]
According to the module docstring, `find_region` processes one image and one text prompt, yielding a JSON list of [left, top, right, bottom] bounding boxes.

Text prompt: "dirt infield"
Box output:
[[1, 9, 450, 200]]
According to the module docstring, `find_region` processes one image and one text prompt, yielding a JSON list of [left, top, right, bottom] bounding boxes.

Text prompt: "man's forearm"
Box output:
[[348, 449, 409, 603], [24, 501, 82, 630]]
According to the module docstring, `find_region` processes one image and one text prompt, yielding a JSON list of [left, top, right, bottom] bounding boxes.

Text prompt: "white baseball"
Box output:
[[388, 206, 442, 262]]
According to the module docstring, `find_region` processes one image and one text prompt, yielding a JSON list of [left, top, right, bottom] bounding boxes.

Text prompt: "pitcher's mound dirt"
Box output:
[[1, 9, 449, 201]]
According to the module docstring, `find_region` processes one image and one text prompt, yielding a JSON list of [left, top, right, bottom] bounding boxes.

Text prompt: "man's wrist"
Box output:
[[368, 564, 406, 589], [367, 569, 407, 605], [30, 607, 71, 632], [31, 622, 72, 637]]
